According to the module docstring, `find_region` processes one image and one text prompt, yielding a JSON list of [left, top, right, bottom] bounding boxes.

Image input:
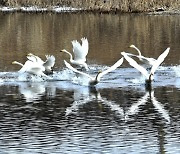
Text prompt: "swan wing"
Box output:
[[19, 60, 44, 74], [150, 47, 170, 74], [26, 54, 37, 62], [81, 37, 89, 57], [123, 52, 138, 57], [122, 52, 149, 79], [17, 60, 32, 73], [27, 53, 44, 64], [72, 38, 88, 62], [29, 67, 44, 73], [64, 60, 93, 80], [44, 55, 55, 68], [98, 57, 124, 79]]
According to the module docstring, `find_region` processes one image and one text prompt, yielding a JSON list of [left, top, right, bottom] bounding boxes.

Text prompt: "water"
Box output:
[[0, 12, 179, 153]]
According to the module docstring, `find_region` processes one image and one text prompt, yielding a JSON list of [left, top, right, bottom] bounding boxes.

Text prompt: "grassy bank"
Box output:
[[0, 0, 179, 12]]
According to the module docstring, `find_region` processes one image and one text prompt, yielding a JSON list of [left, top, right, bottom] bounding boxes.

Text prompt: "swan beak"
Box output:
[[129, 44, 134, 48], [27, 53, 33, 56], [12, 61, 16, 64], [60, 49, 66, 52], [98, 70, 102, 73]]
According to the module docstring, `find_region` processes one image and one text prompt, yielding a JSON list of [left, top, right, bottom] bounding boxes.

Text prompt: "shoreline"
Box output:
[[0, 6, 179, 15], [0, 0, 179, 14]]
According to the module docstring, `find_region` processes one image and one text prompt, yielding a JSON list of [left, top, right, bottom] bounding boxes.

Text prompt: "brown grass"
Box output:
[[0, 0, 179, 12]]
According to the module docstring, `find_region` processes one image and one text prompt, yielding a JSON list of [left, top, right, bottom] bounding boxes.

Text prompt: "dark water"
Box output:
[[0, 12, 179, 153]]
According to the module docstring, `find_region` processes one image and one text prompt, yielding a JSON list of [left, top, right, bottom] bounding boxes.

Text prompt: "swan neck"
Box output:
[[13, 61, 23, 67], [133, 46, 141, 56], [63, 50, 73, 61], [95, 72, 101, 82], [89, 72, 101, 86]]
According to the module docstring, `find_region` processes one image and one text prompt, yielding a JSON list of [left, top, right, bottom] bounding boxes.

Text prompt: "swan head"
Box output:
[[129, 44, 136, 49], [60, 49, 67, 53], [12, 61, 18, 64], [27, 53, 34, 56]]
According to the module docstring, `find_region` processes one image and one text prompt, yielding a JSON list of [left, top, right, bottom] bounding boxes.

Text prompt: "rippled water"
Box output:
[[0, 12, 179, 153]]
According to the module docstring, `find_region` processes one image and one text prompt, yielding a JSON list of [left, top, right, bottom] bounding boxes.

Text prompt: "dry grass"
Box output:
[[0, 0, 179, 12]]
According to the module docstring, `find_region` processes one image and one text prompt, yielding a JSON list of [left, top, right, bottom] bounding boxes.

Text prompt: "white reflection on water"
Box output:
[[65, 86, 170, 124], [0, 64, 178, 153], [125, 90, 170, 124]]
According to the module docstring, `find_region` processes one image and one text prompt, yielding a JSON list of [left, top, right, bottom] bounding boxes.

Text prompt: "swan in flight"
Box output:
[[12, 58, 47, 77], [64, 57, 124, 86], [27, 53, 55, 74], [60, 37, 89, 70], [121, 47, 170, 87], [126, 44, 156, 66]]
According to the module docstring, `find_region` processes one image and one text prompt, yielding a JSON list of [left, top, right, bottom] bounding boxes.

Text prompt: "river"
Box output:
[[0, 12, 179, 153]]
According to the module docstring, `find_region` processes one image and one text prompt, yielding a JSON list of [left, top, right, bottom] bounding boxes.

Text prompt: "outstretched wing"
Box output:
[[64, 60, 93, 80], [72, 38, 88, 62], [98, 57, 124, 79], [81, 37, 89, 57], [150, 47, 170, 74], [122, 52, 149, 79], [44, 55, 55, 68], [27, 53, 44, 65]]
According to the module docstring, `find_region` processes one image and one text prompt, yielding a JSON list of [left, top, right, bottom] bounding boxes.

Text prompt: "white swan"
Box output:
[[60, 37, 89, 70], [12, 59, 47, 77], [121, 47, 170, 87], [27, 53, 55, 74], [128, 44, 156, 66], [64, 57, 124, 86]]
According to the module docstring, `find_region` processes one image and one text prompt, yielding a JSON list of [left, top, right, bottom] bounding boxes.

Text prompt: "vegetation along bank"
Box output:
[[0, 0, 179, 13]]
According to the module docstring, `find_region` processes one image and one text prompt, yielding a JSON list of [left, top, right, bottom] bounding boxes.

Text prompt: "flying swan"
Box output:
[[125, 44, 157, 66], [121, 47, 170, 87], [27, 53, 55, 74], [60, 37, 89, 70], [64, 57, 124, 86], [12, 56, 47, 77]]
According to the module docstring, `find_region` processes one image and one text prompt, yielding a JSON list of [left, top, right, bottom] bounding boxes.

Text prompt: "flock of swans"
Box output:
[[11, 37, 170, 89], [7, 37, 175, 123]]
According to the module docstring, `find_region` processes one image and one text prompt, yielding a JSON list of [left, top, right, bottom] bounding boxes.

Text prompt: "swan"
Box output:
[[27, 53, 55, 74], [12, 57, 47, 77], [60, 37, 89, 70], [128, 44, 156, 66], [121, 47, 170, 87], [64, 57, 124, 86]]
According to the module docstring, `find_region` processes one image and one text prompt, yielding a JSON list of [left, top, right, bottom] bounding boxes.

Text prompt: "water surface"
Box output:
[[0, 12, 179, 153]]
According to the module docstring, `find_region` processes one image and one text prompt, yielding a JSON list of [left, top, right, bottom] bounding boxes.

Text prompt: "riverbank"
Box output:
[[0, 0, 179, 13]]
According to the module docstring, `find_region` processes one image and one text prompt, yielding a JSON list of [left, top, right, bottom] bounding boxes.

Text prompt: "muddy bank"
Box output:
[[0, 0, 179, 13]]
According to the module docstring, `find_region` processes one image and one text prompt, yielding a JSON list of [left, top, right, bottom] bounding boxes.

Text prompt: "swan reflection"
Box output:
[[150, 91, 170, 123], [65, 87, 100, 116], [65, 87, 125, 119], [18, 82, 56, 102], [66, 87, 170, 124], [125, 90, 170, 123]]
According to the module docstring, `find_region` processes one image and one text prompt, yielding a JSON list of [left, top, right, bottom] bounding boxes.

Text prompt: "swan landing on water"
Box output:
[[60, 37, 89, 71], [27, 53, 55, 75], [64, 57, 124, 86], [121, 47, 170, 89]]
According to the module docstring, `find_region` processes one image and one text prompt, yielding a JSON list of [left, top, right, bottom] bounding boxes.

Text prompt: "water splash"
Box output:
[[0, 65, 178, 89]]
